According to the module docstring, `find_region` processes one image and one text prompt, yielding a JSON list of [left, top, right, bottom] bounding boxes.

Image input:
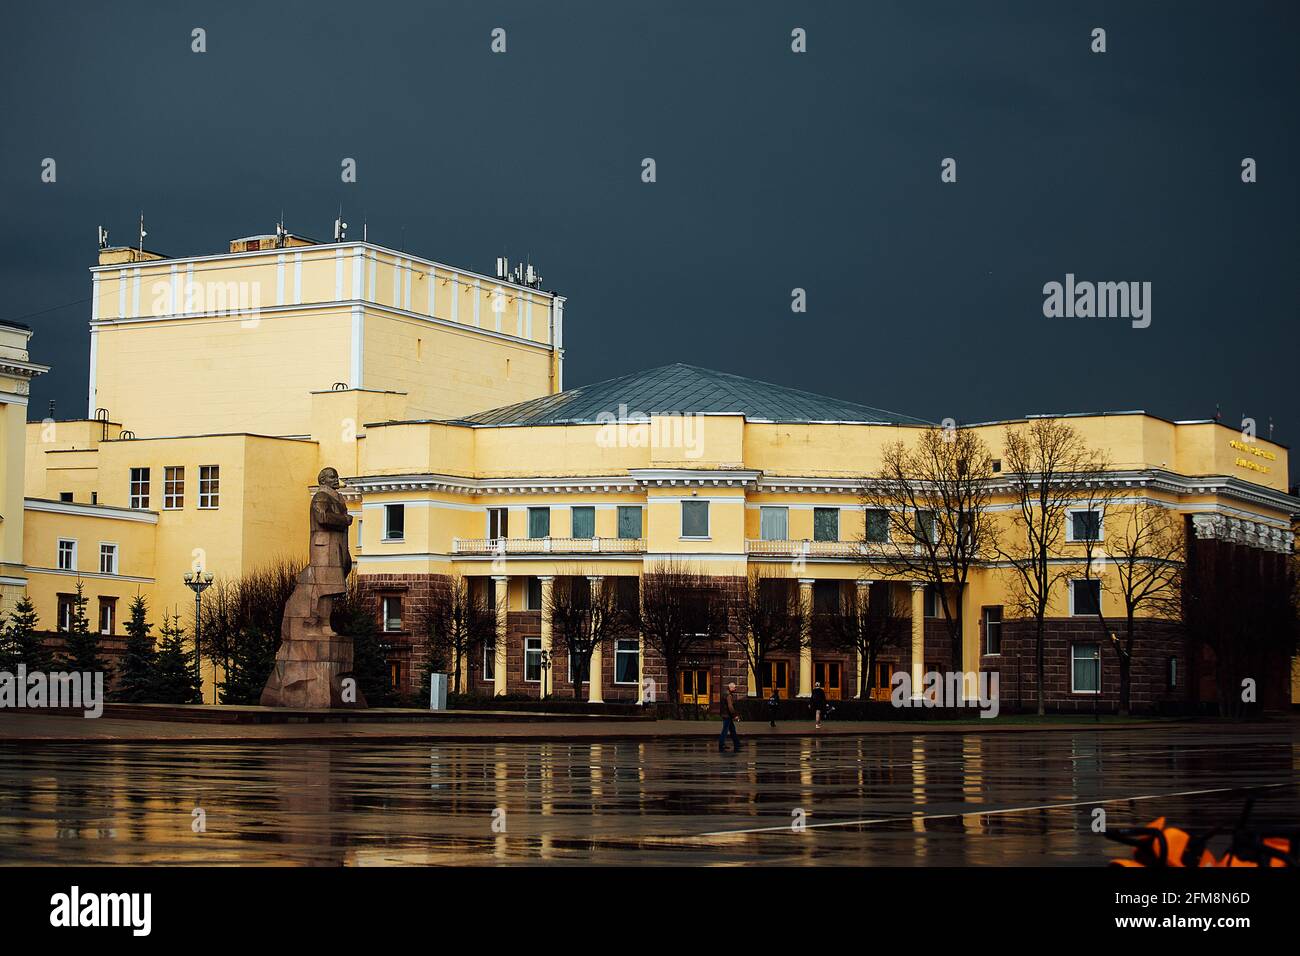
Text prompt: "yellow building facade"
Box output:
[[6, 231, 1297, 711]]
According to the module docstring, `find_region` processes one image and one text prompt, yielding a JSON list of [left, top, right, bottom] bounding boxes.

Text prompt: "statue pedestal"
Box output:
[[260, 619, 367, 709]]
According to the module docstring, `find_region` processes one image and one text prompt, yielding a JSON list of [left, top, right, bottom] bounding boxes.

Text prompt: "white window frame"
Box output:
[[483, 641, 496, 682], [759, 506, 789, 541], [380, 594, 403, 632], [57, 538, 77, 572], [527, 506, 551, 539], [1066, 507, 1104, 543], [982, 606, 1002, 656], [864, 508, 890, 543], [98, 542, 119, 575], [913, 509, 938, 544], [614, 638, 640, 685], [163, 466, 184, 510], [1071, 642, 1101, 694], [570, 505, 596, 539], [486, 507, 508, 540], [198, 465, 220, 509], [384, 503, 405, 541], [524, 637, 543, 683], [98, 597, 116, 636], [617, 505, 643, 540], [680, 499, 710, 539], [813, 506, 840, 542], [1069, 578, 1102, 617], [129, 467, 150, 509]]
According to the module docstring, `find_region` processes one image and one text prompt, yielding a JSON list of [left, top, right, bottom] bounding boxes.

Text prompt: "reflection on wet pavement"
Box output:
[[0, 728, 1295, 865]]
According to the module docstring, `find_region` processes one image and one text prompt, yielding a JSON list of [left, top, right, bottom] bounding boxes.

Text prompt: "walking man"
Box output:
[[811, 681, 827, 729], [719, 681, 743, 752]]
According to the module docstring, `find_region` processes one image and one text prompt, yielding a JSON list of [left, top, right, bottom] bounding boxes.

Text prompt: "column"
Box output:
[[587, 575, 604, 704], [855, 579, 872, 698], [910, 582, 925, 700], [539, 576, 554, 699], [798, 578, 814, 698], [636, 628, 647, 704], [492, 575, 509, 697], [959, 582, 977, 703]]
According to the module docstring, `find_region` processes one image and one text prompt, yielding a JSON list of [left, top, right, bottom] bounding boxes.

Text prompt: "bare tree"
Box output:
[[545, 573, 634, 700], [860, 425, 998, 673], [999, 418, 1109, 715], [727, 567, 803, 702], [424, 573, 495, 695], [636, 561, 728, 716], [815, 580, 911, 699]]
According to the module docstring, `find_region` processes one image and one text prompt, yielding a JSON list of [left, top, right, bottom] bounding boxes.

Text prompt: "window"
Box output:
[[812, 580, 840, 614], [59, 492, 73, 502], [615, 638, 640, 684], [617, 505, 642, 540], [56, 594, 76, 632], [569, 649, 588, 684], [163, 466, 184, 509], [99, 543, 118, 575], [760, 661, 790, 697], [381, 594, 403, 632], [681, 500, 709, 538], [57, 539, 76, 571], [524, 637, 543, 682], [759, 506, 789, 541], [487, 507, 509, 539], [1071, 579, 1101, 616], [483, 642, 496, 682], [198, 465, 220, 509], [570, 506, 595, 539], [526, 576, 543, 611], [1072, 643, 1101, 693], [983, 606, 1002, 655], [813, 507, 839, 542], [98, 597, 117, 636], [384, 504, 405, 541], [528, 507, 550, 538], [914, 509, 937, 544], [864, 508, 889, 543], [615, 576, 639, 613], [923, 584, 938, 618], [129, 467, 150, 509], [1069, 509, 1102, 542], [991, 459, 1002, 473], [813, 661, 842, 700], [1167, 656, 1179, 690]]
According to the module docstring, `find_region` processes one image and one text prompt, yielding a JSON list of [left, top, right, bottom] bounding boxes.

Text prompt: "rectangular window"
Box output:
[[163, 466, 184, 509], [524, 637, 542, 682], [526, 576, 543, 611], [528, 506, 550, 538], [813, 507, 839, 542], [983, 606, 1002, 655], [384, 504, 405, 541], [56, 594, 76, 632], [129, 467, 150, 509], [198, 465, 220, 509], [864, 508, 889, 543], [923, 584, 938, 618], [914, 509, 936, 544], [1071, 579, 1101, 616], [483, 642, 496, 682], [487, 507, 509, 539], [570, 506, 595, 539], [617, 505, 643, 539], [615, 576, 639, 614], [1072, 643, 1101, 693], [57, 539, 76, 571], [812, 580, 840, 614], [1167, 656, 1179, 690], [615, 638, 640, 684], [1070, 509, 1102, 542], [381, 594, 403, 632], [99, 543, 118, 575], [59, 492, 73, 503], [681, 500, 709, 538], [759, 506, 789, 540], [98, 597, 117, 636]]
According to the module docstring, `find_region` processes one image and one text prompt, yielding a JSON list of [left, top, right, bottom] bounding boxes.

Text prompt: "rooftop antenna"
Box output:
[[1268, 417, 1274, 440], [47, 399, 55, 419], [334, 205, 348, 242], [1213, 403, 1221, 423], [97, 226, 109, 250], [138, 211, 147, 253], [276, 212, 287, 247]]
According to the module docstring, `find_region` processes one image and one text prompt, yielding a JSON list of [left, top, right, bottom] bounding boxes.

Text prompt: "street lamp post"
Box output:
[[183, 570, 215, 703], [540, 649, 551, 701]]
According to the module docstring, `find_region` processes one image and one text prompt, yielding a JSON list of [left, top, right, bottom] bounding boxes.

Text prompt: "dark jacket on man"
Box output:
[[811, 687, 827, 711]]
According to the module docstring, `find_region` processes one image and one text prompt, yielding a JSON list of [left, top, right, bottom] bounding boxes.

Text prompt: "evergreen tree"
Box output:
[[333, 590, 393, 706], [218, 626, 279, 704], [59, 581, 106, 675], [152, 613, 202, 704], [4, 595, 52, 672], [0, 608, 11, 671], [113, 594, 157, 702]]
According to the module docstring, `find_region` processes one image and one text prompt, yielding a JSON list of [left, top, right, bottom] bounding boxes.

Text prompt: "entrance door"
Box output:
[[761, 660, 790, 698], [814, 661, 842, 700], [679, 668, 710, 706], [869, 661, 894, 701]]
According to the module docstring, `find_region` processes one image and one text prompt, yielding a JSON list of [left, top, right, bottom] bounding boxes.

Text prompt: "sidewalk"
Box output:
[[0, 711, 1257, 745]]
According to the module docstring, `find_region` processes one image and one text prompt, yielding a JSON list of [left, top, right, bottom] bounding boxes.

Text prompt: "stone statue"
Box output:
[[260, 467, 367, 709]]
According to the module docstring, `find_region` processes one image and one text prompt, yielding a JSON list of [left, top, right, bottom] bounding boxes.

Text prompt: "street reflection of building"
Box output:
[[6, 228, 1297, 714]]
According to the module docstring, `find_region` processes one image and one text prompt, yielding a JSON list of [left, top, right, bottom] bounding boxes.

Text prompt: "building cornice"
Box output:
[[25, 498, 159, 524], [628, 468, 763, 489], [344, 474, 641, 496]]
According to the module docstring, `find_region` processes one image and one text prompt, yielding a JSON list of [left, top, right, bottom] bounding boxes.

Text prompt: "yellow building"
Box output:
[[7, 230, 1298, 711]]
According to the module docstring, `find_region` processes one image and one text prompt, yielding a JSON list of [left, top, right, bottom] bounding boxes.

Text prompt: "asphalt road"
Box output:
[[0, 726, 1295, 865]]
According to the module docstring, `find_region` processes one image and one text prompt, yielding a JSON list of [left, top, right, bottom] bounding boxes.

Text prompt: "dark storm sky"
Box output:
[[2, 1, 1296, 473]]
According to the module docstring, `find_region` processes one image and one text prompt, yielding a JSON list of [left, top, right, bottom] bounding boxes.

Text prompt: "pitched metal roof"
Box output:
[[448, 364, 932, 427]]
